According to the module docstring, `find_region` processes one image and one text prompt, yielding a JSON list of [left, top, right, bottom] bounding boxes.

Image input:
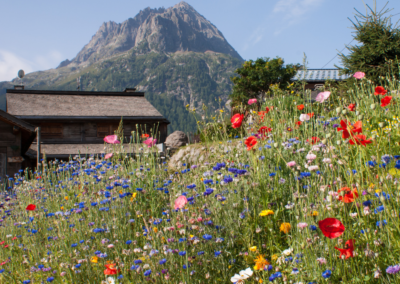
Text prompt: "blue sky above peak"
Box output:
[[0, 0, 399, 81]]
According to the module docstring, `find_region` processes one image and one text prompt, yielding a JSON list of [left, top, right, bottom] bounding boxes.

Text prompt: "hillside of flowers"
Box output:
[[1, 72, 400, 283]]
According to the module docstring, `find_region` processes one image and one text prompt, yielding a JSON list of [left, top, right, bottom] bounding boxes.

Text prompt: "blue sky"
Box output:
[[0, 0, 399, 81]]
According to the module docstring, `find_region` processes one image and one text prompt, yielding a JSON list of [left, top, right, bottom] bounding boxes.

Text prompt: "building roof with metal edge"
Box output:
[[0, 109, 36, 132], [293, 69, 351, 82], [6, 89, 169, 124]]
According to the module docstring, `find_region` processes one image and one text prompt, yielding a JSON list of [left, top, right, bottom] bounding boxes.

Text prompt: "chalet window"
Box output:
[[40, 124, 63, 138], [97, 123, 119, 138]]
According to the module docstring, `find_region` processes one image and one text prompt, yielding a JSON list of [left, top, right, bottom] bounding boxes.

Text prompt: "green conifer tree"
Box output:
[[338, 1, 400, 83]]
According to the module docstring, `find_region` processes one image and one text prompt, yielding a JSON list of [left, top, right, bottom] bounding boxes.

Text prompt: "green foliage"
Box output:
[[338, 2, 400, 83], [229, 57, 300, 107]]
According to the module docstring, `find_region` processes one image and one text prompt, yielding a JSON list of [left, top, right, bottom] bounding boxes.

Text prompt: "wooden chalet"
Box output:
[[0, 109, 36, 179], [6, 87, 169, 160]]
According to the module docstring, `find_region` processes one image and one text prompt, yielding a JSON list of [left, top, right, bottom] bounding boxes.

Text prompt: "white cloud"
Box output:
[[243, 26, 265, 51], [0, 50, 63, 82], [273, 0, 324, 26]]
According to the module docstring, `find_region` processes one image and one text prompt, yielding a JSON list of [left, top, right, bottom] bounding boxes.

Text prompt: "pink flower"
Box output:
[[248, 98, 257, 105], [308, 165, 319, 171], [299, 114, 310, 122], [104, 153, 113, 159], [143, 137, 157, 148], [315, 91, 331, 103], [197, 217, 203, 222], [316, 257, 327, 265], [353, 72, 365, 79], [174, 195, 188, 210], [287, 161, 296, 167], [104, 135, 120, 144], [306, 153, 316, 160], [107, 244, 114, 248], [297, 222, 308, 229]]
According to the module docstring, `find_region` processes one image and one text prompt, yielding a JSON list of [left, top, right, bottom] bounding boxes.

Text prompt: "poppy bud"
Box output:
[[336, 107, 342, 114], [341, 110, 347, 115], [322, 139, 327, 144], [326, 133, 332, 139], [358, 115, 364, 120], [336, 140, 342, 145], [378, 122, 385, 128], [371, 135, 376, 139], [370, 104, 376, 110], [355, 111, 360, 115]]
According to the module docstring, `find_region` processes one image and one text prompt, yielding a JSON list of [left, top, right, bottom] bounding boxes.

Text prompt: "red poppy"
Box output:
[[307, 112, 314, 118], [258, 126, 272, 136], [306, 137, 320, 145], [265, 107, 270, 113], [335, 239, 355, 259], [258, 111, 266, 120], [104, 263, 120, 275], [381, 96, 392, 107], [347, 103, 356, 111], [231, 114, 244, 129], [295, 121, 302, 126], [374, 86, 387, 96], [26, 204, 36, 211], [337, 187, 358, 203], [337, 120, 362, 139], [349, 135, 372, 146], [287, 127, 292, 132], [297, 104, 304, 110], [141, 134, 149, 138], [318, 218, 345, 239], [244, 136, 258, 151]]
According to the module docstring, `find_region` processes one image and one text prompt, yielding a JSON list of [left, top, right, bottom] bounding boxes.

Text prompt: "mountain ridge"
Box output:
[[0, 1, 243, 132]]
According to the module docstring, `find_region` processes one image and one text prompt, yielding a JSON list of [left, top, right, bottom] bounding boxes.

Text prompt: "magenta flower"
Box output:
[[104, 135, 120, 144], [353, 72, 365, 79], [104, 153, 113, 159], [248, 98, 257, 105], [143, 137, 157, 147]]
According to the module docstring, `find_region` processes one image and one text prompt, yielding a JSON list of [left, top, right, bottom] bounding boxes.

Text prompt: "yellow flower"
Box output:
[[119, 190, 123, 194], [254, 255, 269, 270], [249, 246, 257, 252], [259, 210, 274, 216], [64, 196, 69, 200], [153, 227, 158, 233], [280, 222, 291, 234], [186, 104, 189, 108], [220, 109, 224, 113], [311, 211, 319, 216], [60, 206, 64, 211], [130, 193, 137, 202], [375, 189, 382, 194], [90, 256, 98, 263], [271, 254, 279, 262]]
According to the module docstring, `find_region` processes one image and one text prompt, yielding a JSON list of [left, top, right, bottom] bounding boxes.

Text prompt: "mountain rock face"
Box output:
[[1, 2, 243, 133], [65, 2, 242, 66]]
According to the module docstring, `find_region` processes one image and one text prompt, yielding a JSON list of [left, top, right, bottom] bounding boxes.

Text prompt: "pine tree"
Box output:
[[338, 1, 400, 83]]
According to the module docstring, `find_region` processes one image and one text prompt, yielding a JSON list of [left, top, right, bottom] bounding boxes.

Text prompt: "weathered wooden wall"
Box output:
[[0, 120, 23, 178], [27, 120, 168, 144]]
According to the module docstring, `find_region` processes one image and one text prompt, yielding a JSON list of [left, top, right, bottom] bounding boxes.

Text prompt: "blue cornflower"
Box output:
[[322, 270, 332, 278]]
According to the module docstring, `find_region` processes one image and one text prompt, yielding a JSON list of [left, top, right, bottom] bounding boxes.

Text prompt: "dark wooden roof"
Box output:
[[6, 89, 169, 122], [0, 109, 35, 132]]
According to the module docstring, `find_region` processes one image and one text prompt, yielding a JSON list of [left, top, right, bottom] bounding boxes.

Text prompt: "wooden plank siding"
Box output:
[[27, 120, 169, 145], [0, 120, 23, 178]]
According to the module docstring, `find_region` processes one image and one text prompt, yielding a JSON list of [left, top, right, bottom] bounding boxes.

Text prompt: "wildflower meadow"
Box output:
[[2, 71, 400, 283]]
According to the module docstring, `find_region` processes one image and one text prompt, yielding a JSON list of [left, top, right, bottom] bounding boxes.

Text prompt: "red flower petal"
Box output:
[[318, 218, 345, 239]]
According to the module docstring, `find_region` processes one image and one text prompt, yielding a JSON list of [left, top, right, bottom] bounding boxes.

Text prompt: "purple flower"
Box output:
[[386, 265, 400, 274], [332, 124, 339, 128]]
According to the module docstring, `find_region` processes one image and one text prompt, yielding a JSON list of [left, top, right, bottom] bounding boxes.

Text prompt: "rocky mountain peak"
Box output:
[[59, 2, 242, 68]]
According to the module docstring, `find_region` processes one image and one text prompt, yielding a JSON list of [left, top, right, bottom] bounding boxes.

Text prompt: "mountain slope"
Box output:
[[0, 2, 243, 133]]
